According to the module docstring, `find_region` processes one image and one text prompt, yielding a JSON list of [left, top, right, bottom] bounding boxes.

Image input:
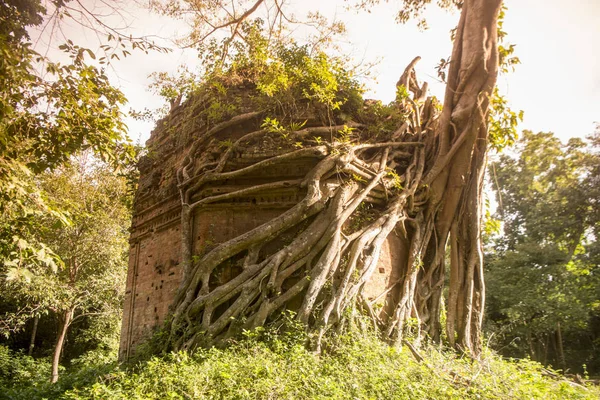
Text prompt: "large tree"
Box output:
[[141, 0, 505, 355], [0, 0, 154, 382], [0, 0, 135, 287]]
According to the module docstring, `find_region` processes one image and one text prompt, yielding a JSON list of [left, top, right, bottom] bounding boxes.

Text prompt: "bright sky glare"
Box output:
[[34, 0, 600, 145]]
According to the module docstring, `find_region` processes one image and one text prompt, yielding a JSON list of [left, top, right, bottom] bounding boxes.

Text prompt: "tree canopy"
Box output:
[[0, 0, 135, 284], [486, 129, 600, 373]]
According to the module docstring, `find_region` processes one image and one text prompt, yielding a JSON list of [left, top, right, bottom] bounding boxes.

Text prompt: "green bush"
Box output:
[[0, 345, 55, 387], [0, 345, 118, 400]]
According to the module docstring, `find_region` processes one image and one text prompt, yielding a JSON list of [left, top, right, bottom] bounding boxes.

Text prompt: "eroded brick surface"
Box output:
[[119, 105, 404, 360]]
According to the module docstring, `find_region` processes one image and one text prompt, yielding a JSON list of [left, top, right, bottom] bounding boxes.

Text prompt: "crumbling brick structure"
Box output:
[[119, 102, 405, 360]]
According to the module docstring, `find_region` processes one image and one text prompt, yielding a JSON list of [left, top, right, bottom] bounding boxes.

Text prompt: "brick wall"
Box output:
[[119, 102, 407, 359]]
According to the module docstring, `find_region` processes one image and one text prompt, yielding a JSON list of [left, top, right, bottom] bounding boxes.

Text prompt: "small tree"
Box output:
[[2, 155, 131, 382]]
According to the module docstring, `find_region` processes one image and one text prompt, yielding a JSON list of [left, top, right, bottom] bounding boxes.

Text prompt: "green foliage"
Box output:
[[0, 344, 119, 400], [0, 345, 53, 388], [487, 5, 523, 152], [0, 0, 135, 294], [0, 31, 132, 173], [3, 329, 598, 399], [492, 131, 595, 250], [386, 168, 404, 191], [1, 154, 130, 377], [337, 125, 356, 143], [149, 66, 199, 104], [488, 88, 524, 152], [497, 6, 521, 74], [146, 19, 364, 135], [486, 131, 600, 373], [260, 117, 286, 134], [358, 99, 408, 139], [289, 120, 307, 132], [260, 117, 309, 148], [395, 84, 410, 102], [238, 21, 363, 114], [487, 244, 592, 343]]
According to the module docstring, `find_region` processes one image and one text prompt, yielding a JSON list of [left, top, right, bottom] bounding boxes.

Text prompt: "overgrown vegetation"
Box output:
[[157, 28, 443, 352], [1, 324, 598, 399], [0, 0, 136, 383], [144, 18, 365, 135], [145, 0, 505, 355]]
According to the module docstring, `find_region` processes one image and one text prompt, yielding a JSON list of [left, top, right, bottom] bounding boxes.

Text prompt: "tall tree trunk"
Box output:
[[556, 321, 566, 371], [526, 329, 536, 360], [424, 0, 501, 354], [27, 315, 39, 356], [51, 308, 73, 383], [543, 333, 549, 365]]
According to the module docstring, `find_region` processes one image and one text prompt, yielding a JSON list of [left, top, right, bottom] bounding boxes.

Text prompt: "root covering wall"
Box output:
[[118, 104, 405, 359]]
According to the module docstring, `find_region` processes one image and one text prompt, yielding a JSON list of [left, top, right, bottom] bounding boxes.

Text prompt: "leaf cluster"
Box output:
[[0, 0, 136, 295]]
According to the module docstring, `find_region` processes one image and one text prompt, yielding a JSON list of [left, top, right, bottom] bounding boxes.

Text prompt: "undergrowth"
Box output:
[[1, 321, 598, 400]]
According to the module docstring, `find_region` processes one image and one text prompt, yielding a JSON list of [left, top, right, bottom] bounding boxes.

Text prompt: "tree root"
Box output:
[[159, 50, 497, 356]]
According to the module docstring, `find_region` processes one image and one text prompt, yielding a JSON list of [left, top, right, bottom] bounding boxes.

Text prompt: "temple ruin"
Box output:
[[118, 95, 408, 359]]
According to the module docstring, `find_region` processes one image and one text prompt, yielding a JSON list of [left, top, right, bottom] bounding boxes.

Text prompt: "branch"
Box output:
[[185, 0, 266, 48]]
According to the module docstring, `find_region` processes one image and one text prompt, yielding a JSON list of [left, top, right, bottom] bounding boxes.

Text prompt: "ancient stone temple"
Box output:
[[118, 94, 407, 360]]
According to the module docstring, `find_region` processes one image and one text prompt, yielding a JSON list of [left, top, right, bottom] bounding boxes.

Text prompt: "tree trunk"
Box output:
[[556, 321, 566, 371], [526, 329, 536, 360], [51, 308, 73, 383], [543, 333, 549, 365], [432, 0, 502, 354], [159, 0, 503, 355], [27, 315, 39, 356]]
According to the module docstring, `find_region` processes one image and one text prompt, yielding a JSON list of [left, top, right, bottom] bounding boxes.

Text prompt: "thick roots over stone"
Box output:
[[164, 9, 501, 355]]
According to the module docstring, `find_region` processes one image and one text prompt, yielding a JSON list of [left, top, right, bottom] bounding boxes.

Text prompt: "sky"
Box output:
[[33, 0, 600, 145]]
